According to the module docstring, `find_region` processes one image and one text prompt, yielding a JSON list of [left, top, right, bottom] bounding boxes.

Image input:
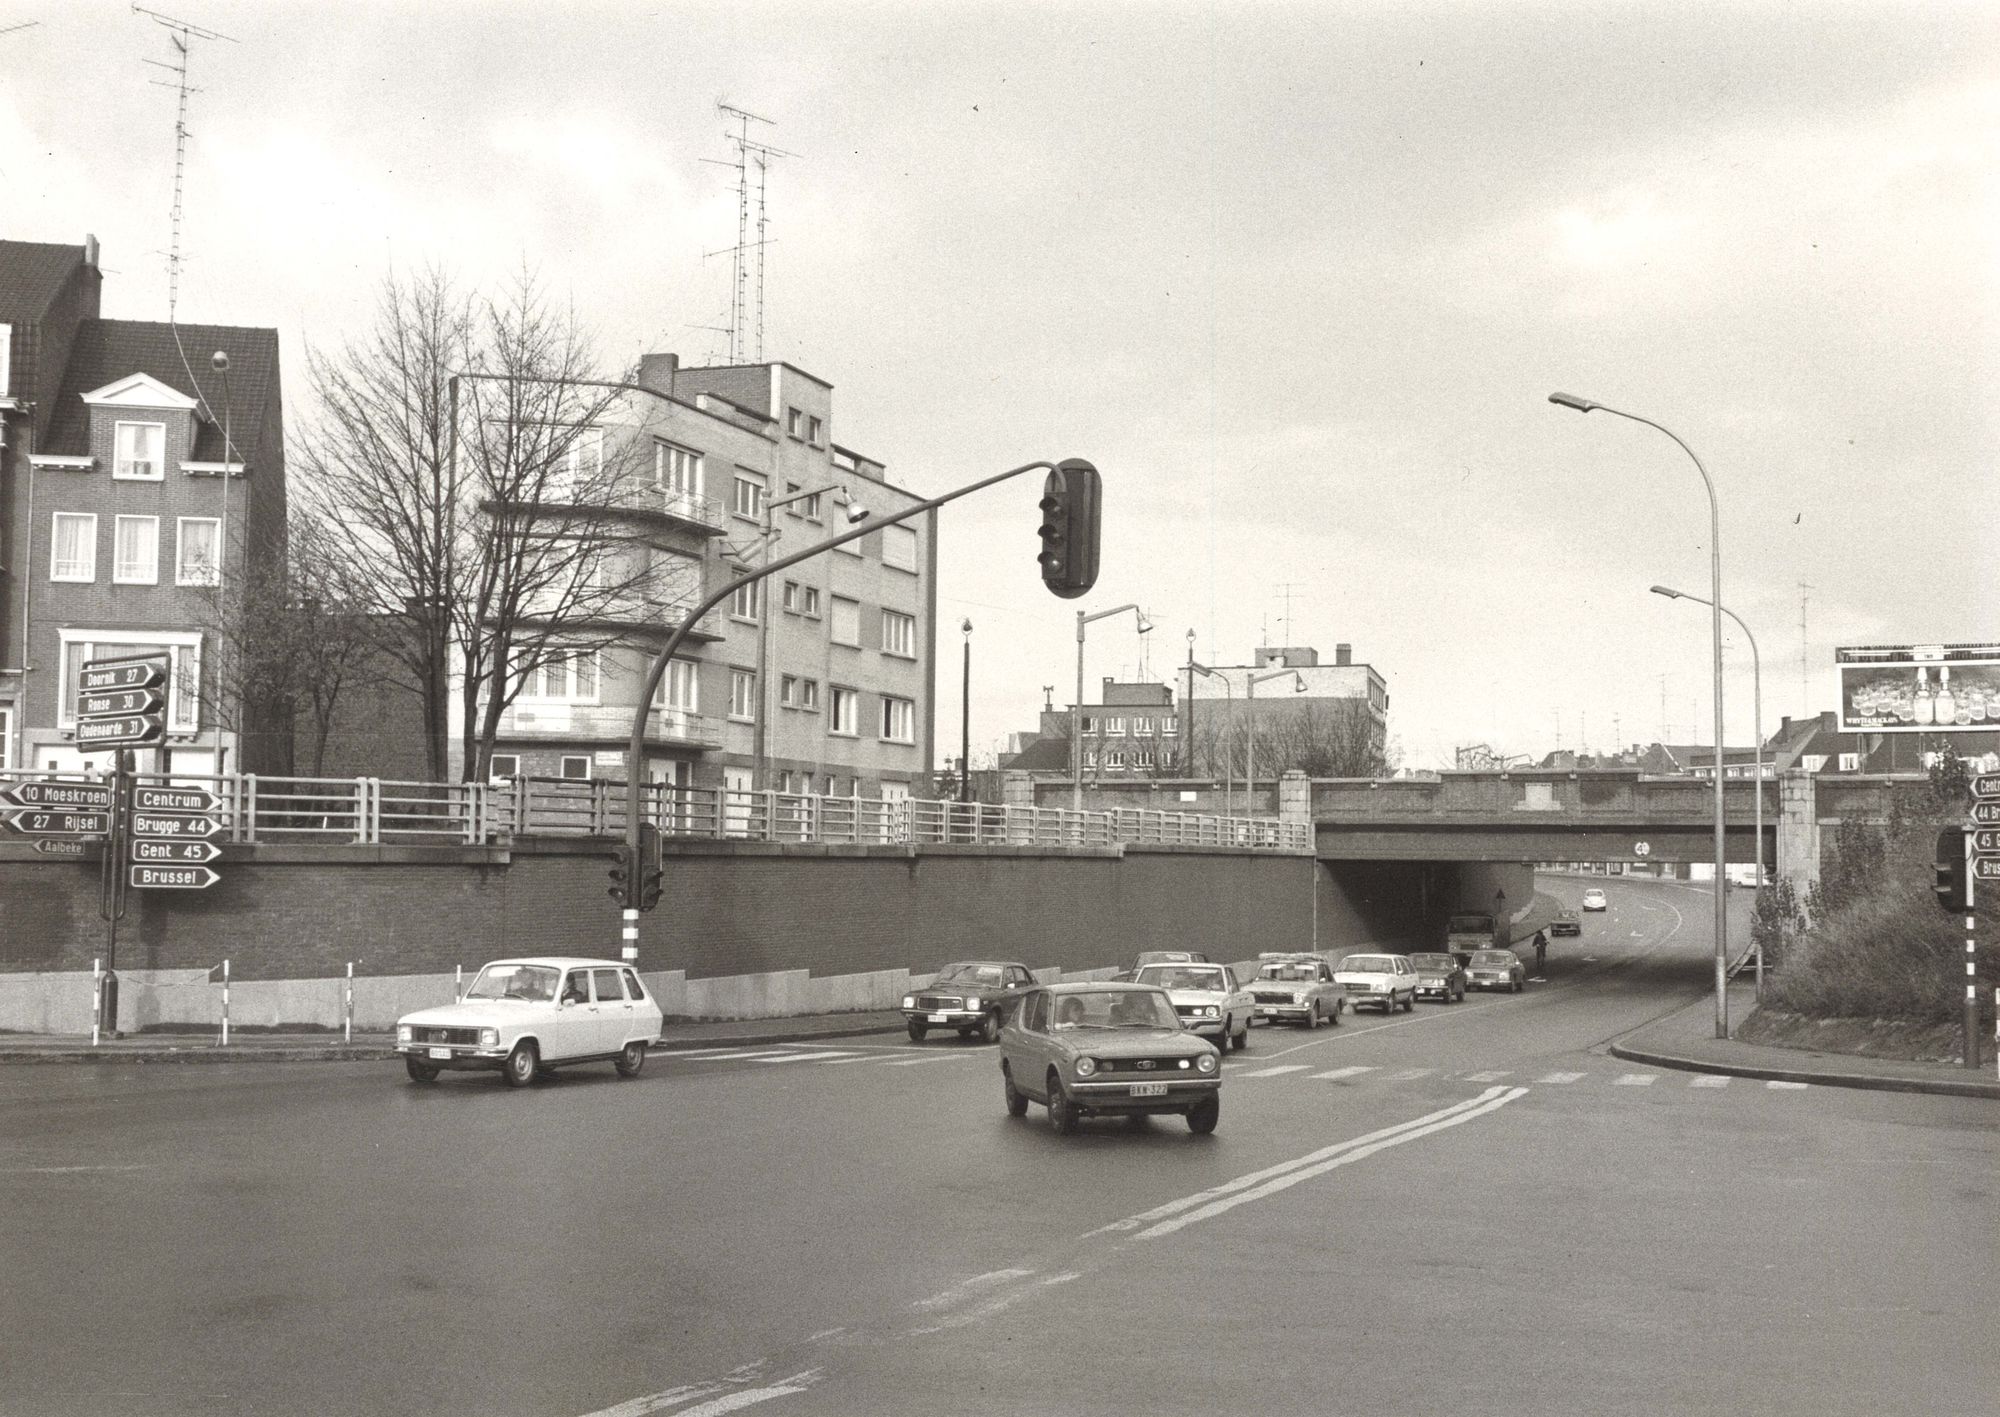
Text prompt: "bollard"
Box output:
[[91, 958, 102, 1049], [220, 959, 230, 1048], [344, 962, 354, 1044], [454, 963, 463, 1003]]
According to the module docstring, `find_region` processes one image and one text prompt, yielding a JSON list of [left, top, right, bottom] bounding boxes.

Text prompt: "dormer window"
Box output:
[[115, 421, 166, 480]]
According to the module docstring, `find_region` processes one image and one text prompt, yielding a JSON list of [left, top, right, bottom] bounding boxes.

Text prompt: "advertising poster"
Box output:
[[1836, 644, 2000, 732]]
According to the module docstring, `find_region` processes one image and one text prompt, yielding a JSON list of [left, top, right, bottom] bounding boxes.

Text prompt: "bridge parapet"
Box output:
[[1311, 771, 1777, 822]]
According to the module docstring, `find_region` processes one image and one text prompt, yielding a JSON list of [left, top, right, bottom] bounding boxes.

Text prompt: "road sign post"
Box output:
[[1966, 775, 2000, 1071]]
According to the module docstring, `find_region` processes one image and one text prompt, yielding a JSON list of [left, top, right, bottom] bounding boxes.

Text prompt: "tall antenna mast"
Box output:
[[134, 4, 234, 323], [704, 103, 794, 364], [0, 20, 43, 37], [1272, 581, 1303, 646], [1798, 581, 1813, 712]]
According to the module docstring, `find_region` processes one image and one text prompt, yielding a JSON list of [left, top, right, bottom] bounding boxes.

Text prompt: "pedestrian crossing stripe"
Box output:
[[1537, 1071, 1586, 1084], [1384, 1068, 1433, 1081], [1613, 1074, 1659, 1086], [1766, 1080, 1810, 1089], [752, 1051, 858, 1064], [1462, 1070, 1511, 1082], [1690, 1075, 1729, 1088], [1237, 1065, 1312, 1078], [1309, 1066, 1377, 1081]]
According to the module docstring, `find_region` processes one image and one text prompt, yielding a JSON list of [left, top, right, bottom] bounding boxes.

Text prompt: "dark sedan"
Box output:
[[1408, 952, 1467, 1004], [902, 960, 1036, 1043], [1550, 910, 1582, 937]]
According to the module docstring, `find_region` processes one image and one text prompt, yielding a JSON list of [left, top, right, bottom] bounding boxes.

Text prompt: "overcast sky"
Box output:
[[6, 1, 1996, 770]]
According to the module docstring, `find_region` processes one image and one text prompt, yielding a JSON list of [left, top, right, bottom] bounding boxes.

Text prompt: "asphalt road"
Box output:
[[3, 875, 1995, 1417]]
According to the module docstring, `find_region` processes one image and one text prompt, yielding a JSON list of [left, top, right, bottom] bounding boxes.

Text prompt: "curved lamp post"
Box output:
[[1551, 392, 1730, 1038], [1189, 660, 1234, 814], [1245, 667, 1306, 816], [1653, 582, 1764, 1000], [1073, 604, 1152, 811]]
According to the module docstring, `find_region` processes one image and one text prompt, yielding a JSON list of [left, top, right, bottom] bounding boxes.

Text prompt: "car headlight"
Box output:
[[902, 995, 915, 1010], [1291, 991, 1308, 1004], [396, 1024, 412, 1043], [1203, 1005, 1219, 1018], [480, 1028, 498, 1048], [965, 996, 981, 1011], [1196, 1052, 1218, 1073], [1076, 1057, 1098, 1077]]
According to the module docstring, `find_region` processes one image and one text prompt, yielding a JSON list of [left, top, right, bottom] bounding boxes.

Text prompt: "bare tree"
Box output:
[[1192, 699, 1388, 780]]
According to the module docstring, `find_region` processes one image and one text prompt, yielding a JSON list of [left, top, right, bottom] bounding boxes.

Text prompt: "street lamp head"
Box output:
[[1186, 627, 1196, 646], [1291, 674, 1307, 694], [1136, 613, 1154, 635], [961, 618, 973, 635], [1649, 584, 1683, 600], [844, 503, 871, 525], [1548, 391, 1597, 413], [211, 350, 229, 372]]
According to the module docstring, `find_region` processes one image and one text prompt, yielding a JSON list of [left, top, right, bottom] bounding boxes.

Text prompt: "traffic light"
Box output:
[[607, 842, 634, 907], [636, 822, 663, 913], [1037, 458, 1101, 599], [1933, 826, 1968, 914]]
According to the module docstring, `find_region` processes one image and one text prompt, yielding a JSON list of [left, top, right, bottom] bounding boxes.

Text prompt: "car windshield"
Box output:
[[1136, 966, 1227, 992], [1136, 952, 1195, 966], [1410, 954, 1456, 970], [1259, 963, 1320, 981], [937, 964, 1006, 987], [1048, 990, 1180, 1031], [1470, 951, 1516, 967], [1338, 956, 1395, 973], [464, 964, 558, 1002]]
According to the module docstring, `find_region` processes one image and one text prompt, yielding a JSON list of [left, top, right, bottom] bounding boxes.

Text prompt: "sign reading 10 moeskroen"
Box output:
[[74, 653, 170, 751]]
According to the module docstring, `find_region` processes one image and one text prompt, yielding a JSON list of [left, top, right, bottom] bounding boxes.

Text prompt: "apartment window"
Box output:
[[732, 473, 766, 520], [729, 579, 762, 622], [560, 755, 591, 780], [176, 518, 220, 586], [1079, 715, 1096, 733], [655, 440, 702, 497], [114, 421, 166, 481], [51, 513, 95, 581], [780, 674, 800, 708], [880, 696, 914, 744], [1163, 715, 1179, 735], [729, 669, 757, 722], [1106, 750, 1125, 769], [799, 678, 820, 711], [556, 427, 603, 495], [807, 415, 823, 446], [1084, 749, 1099, 769], [786, 407, 803, 439], [882, 523, 919, 572], [881, 609, 916, 658], [1104, 717, 1127, 736], [782, 581, 822, 617], [1838, 752, 1860, 772], [489, 753, 520, 781], [522, 649, 599, 702], [654, 658, 699, 713], [0, 322, 11, 396], [113, 516, 159, 584], [830, 686, 858, 736], [830, 596, 860, 647], [785, 483, 822, 522], [1801, 754, 1827, 773]]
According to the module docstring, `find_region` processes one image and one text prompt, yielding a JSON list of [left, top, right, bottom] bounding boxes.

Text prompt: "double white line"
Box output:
[[1091, 1085, 1530, 1242]]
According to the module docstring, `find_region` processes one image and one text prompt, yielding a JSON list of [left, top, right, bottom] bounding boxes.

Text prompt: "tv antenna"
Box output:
[[700, 103, 797, 363], [1272, 581, 1304, 647], [1798, 581, 1813, 713], [1, 20, 42, 37], [133, 4, 236, 322]]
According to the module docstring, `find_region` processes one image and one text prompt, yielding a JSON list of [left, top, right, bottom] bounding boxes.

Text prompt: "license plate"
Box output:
[[1259, 1007, 1278, 1015], [928, 1012, 950, 1023], [1129, 1082, 1168, 1098], [427, 1047, 452, 1060]]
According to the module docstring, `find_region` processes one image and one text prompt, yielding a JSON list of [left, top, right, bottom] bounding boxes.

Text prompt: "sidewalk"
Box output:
[[1611, 982, 2000, 1100], [0, 1010, 910, 1065]]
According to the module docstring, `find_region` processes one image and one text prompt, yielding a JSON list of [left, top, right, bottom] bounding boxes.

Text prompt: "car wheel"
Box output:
[[404, 1057, 440, 1084], [1047, 1072, 1079, 1135], [1186, 1094, 1220, 1135], [979, 1010, 1003, 1045], [1513, 977, 1524, 993], [502, 1040, 539, 1088], [615, 1041, 647, 1077], [1403, 991, 1416, 1013], [1002, 1064, 1029, 1117], [907, 1020, 928, 1043], [1234, 1017, 1249, 1051], [1304, 1002, 1319, 1030], [1329, 999, 1341, 1027]]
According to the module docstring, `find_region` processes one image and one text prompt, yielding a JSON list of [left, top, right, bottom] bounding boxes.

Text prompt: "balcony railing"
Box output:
[[0, 769, 1313, 853], [498, 703, 724, 748]]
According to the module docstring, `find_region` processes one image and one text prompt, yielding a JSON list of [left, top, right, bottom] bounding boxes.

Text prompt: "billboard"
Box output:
[[1837, 643, 2000, 732]]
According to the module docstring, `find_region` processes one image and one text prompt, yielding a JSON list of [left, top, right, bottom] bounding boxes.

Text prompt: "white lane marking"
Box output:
[[880, 1055, 966, 1067], [1767, 1080, 1810, 1090], [579, 1363, 769, 1417], [1087, 1089, 1515, 1241], [1536, 1071, 1586, 1084], [1237, 1065, 1311, 1078], [671, 1371, 822, 1417], [1690, 1075, 1729, 1088], [1133, 1088, 1530, 1240], [1309, 1066, 1377, 1081], [1462, 1070, 1512, 1082], [659, 1047, 770, 1059], [813, 1055, 880, 1065], [1385, 1068, 1434, 1081], [750, 1052, 857, 1065], [911, 1268, 1035, 1311], [1248, 994, 1509, 1059], [1614, 1074, 1659, 1086], [1, 1164, 153, 1174], [690, 1050, 799, 1063]]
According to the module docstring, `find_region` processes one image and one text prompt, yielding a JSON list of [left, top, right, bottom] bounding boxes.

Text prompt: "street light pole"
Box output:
[[1553, 392, 1730, 1038], [1072, 603, 1151, 812], [1653, 583, 1764, 998], [960, 618, 973, 803], [1245, 668, 1306, 816]]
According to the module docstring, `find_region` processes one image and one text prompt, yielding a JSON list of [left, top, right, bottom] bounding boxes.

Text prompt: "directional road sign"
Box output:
[[1973, 828, 2000, 856], [131, 839, 221, 864], [1973, 857, 2000, 883], [79, 657, 168, 693], [75, 715, 165, 749], [77, 688, 164, 719], [1973, 801, 2000, 826], [130, 812, 224, 840], [0, 780, 112, 810], [7, 808, 110, 836], [33, 839, 90, 858], [1973, 773, 2000, 799], [129, 864, 219, 890], [134, 785, 220, 814]]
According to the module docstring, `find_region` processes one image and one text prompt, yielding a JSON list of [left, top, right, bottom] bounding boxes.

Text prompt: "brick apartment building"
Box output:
[[465, 352, 938, 802], [0, 236, 286, 775]]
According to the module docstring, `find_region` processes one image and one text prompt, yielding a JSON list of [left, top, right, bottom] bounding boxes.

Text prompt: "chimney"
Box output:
[[1335, 644, 1352, 666], [83, 233, 100, 268], [636, 352, 679, 396]]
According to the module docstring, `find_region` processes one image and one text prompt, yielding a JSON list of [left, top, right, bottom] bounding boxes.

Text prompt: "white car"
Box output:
[[1246, 952, 1349, 1028], [1333, 952, 1418, 1013], [1582, 888, 1608, 912], [1131, 961, 1254, 1052], [394, 957, 664, 1087]]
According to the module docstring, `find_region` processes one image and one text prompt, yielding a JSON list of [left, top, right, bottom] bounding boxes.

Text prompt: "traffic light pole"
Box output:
[[1964, 825, 1978, 1071], [618, 459, 1066, 960]]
